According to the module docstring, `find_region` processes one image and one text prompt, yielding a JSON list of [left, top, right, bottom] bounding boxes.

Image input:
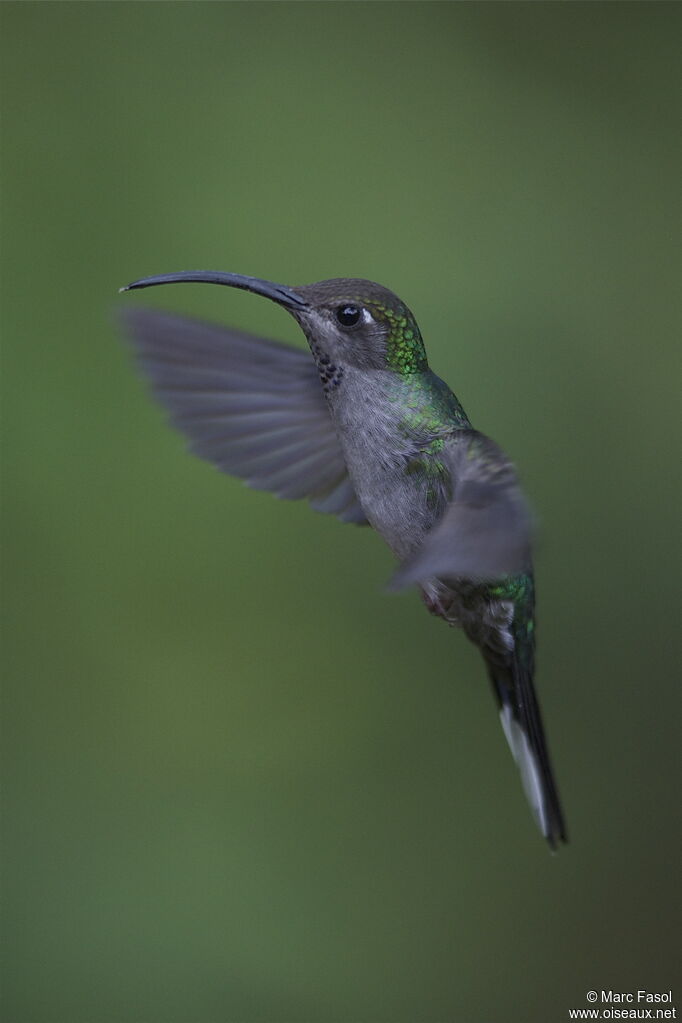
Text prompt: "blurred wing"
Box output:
[[122, 308, 368, 524], [390, 430, 533, 586]]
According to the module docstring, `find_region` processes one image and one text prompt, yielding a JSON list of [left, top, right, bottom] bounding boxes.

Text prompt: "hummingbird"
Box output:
[[120, 270, 567, 848]]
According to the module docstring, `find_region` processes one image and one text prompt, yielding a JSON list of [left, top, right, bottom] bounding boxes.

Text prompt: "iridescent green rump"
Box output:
[[488, 572, 536, 646], [487, 572, 533, 605]]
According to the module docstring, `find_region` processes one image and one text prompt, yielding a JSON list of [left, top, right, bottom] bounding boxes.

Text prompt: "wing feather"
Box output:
[[122, 308, 367, 523], [390, 430, 533, 587]]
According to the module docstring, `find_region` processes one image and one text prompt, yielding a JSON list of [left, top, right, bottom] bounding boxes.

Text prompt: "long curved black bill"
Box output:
[[119, 270, 308, 310]]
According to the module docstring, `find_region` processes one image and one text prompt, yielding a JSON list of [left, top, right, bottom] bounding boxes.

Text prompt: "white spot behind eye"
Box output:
[[361, 308, 374, 325]]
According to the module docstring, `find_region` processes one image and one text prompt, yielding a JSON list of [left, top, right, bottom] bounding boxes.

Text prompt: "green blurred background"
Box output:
[[2, 3, 681, 1021]]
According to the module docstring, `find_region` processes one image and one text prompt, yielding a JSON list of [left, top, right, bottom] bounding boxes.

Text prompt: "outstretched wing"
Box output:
[[390, 429, 533, 587], [122, 308, 367, 524]]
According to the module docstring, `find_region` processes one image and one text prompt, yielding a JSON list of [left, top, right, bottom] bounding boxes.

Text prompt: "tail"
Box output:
[[488, 654, 567, 849]]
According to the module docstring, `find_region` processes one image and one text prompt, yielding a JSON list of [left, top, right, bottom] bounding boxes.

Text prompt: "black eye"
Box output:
[[336, 304, 361, 327]]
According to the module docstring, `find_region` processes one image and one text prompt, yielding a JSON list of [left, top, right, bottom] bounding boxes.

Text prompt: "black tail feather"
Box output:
[[488, 659, 567, 848]]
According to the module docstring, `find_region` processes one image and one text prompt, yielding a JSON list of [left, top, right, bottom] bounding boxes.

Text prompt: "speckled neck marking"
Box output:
[[310, 340, 344, 393]]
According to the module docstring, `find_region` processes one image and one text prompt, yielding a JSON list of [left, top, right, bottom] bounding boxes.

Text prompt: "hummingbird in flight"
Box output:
[[120, 269, 567, 848]]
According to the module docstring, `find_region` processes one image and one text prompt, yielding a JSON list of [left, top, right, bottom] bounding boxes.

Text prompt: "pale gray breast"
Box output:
[[326, 368, 443, 559]]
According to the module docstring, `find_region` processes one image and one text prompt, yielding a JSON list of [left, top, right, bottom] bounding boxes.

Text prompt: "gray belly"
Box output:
[[344, 450, 443, 561]]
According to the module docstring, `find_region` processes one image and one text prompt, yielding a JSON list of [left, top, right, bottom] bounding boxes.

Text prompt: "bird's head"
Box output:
[[292, 278, 428, 375], [120, 271, 429, 376]]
